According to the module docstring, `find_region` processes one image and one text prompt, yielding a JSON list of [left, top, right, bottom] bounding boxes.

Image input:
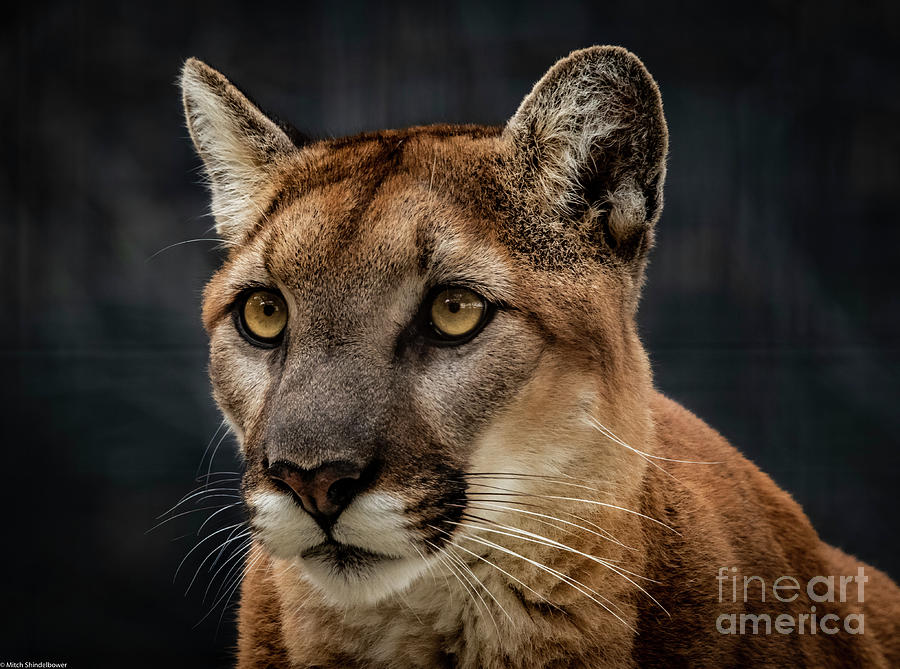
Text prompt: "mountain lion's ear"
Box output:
[[505, 46, 668, 261], [181, 58, 297, 241]]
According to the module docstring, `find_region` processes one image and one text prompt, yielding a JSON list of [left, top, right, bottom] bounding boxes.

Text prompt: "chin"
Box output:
[[298, 543, 429, 607]]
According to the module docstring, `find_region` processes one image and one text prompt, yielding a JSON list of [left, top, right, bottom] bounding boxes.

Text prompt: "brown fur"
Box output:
[[180, 47, 900, 667]]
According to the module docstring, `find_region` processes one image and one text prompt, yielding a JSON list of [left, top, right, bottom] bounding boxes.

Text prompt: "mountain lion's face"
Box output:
[[184, 47, 667, 606]]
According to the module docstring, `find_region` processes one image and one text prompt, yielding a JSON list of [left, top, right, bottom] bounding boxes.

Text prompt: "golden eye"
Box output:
[[240, 290, 288, 343], [429, 287, 487, 340]]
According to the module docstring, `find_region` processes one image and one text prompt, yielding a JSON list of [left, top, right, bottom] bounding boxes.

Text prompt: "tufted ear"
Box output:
[[505, 46, 668, 262], [180, 58, 298, 241]]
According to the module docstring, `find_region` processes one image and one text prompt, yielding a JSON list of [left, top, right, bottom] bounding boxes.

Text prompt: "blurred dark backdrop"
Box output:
[[2, 0, 898, 666]]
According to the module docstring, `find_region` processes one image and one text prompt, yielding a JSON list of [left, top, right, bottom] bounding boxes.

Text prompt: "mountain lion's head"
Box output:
[[182, 46, 667, 607]]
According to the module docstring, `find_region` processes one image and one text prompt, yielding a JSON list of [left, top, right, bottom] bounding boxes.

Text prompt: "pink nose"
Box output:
[[266, 460, 366, 527]]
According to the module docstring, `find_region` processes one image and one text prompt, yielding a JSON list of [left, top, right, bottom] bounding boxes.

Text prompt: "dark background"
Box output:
[[2, 0, 898, 666]]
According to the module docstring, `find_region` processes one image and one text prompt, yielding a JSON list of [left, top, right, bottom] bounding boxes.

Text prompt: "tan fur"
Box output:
[[180, 47, 900, 667]]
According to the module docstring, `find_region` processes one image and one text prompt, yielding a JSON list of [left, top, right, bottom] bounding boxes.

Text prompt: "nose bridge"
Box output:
[[263, 346, 385, 469]]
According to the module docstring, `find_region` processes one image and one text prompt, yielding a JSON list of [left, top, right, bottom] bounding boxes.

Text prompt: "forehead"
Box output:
[[259, 129, 512, 295], [202, 127, 519, 329]]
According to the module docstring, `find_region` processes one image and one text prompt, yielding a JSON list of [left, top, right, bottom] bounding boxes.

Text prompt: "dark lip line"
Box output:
[[300, 540, 402, 562]]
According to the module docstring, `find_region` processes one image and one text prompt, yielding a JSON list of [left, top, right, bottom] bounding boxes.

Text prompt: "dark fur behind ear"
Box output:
[[505, 46, 668, 263]]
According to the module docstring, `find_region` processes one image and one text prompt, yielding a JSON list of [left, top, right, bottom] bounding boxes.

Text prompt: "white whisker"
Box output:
[[174, 521, 248, 582], [196, 544, 265, 628], [444, 538, 545, 613], [185, 529, 253, 595], [586, 415, 723, 465], [426, 540, 500, 636], [393, 590, 425, 626], [458, 493, 635, 550], [146, 237, 234, 262], [459, 501, 635, 552], [211, 543, 261, 607], [466, 474, 609, 495], [146, 501, 239, 534], [412, 543, 449, 592], [457, 532, 633, 631], [466, 489, 680, 535], [197, 501, 245, 535], [454, 519, 667, 615], [195, 419, 227, 479], [203, 538, 253, 602], [446, 544, 513, 626], [157, 486, 242, 519], [204, 429, 233, 488]]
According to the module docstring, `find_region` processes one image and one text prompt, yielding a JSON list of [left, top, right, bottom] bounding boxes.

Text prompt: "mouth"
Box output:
[[301, 540, 402, 569], [296, 538, 428, 606], [249, 490, 435, 604]]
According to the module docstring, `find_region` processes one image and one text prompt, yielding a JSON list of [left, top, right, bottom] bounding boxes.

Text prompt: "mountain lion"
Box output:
[[180, 46, 900, 667]]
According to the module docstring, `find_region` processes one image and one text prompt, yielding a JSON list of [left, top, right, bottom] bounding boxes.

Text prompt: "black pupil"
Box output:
[[263, 303, 275, 317], [447, 300, 461, 314]]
